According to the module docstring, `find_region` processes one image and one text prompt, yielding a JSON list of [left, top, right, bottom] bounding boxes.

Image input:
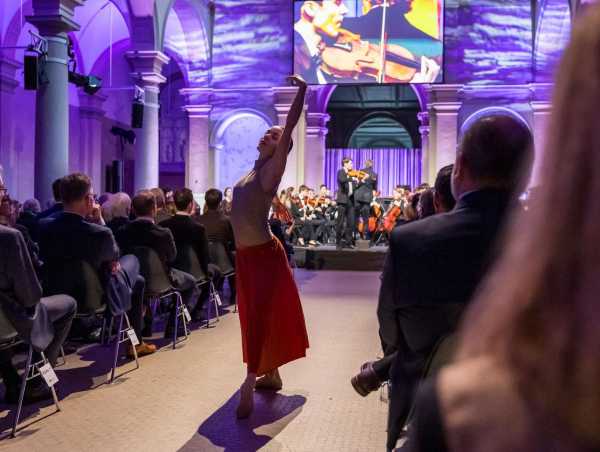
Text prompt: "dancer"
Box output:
[[230, 75, 309, 419]]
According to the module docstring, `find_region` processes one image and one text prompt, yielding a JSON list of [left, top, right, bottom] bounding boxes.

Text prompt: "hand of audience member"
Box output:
[[89, 202, 105, 225]]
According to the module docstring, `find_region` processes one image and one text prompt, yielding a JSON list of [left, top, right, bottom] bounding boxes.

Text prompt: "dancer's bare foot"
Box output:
[[255, 369, 283, 391], [236, 380, 255, 419]]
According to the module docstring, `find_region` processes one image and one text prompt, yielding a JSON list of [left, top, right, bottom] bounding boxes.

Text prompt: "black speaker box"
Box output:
[[24, 54, 39, 90], [111, 160, 124, 193], [131, 101, 144, 129]]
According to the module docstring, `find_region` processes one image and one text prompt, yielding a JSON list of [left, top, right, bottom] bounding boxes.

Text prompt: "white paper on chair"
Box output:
[[212, 291, 223, 306], [183, 307, 192, 323], [127, 329, 140, 346], [39, 363, 59, 387]]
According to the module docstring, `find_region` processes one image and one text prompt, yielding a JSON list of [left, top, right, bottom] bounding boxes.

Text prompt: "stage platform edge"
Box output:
[[293, 245, 387, 271]]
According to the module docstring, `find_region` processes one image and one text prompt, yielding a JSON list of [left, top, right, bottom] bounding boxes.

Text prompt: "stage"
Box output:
[[293, 244, 388, 271]]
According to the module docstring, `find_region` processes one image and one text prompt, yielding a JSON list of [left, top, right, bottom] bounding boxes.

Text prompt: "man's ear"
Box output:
[[302, 1, 319, 19]]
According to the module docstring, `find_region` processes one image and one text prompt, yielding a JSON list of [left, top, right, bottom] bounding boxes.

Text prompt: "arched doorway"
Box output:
[[348, 116, 413, 148]]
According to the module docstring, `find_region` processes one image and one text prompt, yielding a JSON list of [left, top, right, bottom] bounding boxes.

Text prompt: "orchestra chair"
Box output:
[[131, 246, 189, 349], [208, 241, 236, 312], [43, 259, 139, 384], [0, 302, 60, 438], [172, 244, 220, 328]]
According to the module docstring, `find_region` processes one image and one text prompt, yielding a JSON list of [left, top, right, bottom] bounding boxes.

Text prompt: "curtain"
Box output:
[[324, 148, 422, 196]]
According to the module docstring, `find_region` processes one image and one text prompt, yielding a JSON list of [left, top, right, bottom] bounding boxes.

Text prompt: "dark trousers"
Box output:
[[336, 201, 355, 244], [171, 268, 199, 311], [356, 201, 371, 238], [0, 294, 76, 390], [119, 254, 145, 339]]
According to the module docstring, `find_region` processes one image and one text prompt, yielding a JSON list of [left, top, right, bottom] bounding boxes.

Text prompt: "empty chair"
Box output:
[[132, 246, 189, 349]]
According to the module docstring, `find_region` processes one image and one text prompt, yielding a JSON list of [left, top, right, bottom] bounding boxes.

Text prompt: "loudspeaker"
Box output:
[[111, 160, 124, 193], [131, 101, 144, 129], [24, 54, 39, 90]]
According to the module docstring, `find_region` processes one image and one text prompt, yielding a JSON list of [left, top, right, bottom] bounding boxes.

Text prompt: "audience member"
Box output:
[[408, 10, 600, 451], [198, 189, 235, 253], [116, 190, 198, 335], [416, 189, 435, 219], [0, 225, 76, 404], [38, 173, 154, 356], [150, 187, 171, 223], [432, 164, 456, 213], [352, 116, 534, 451], [104, 192, 132, 235], [37, 178, 64, 221], [220, 187, 233, 216]]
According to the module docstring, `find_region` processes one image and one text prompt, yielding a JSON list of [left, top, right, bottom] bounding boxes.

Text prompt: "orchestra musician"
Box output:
[[354, 159, 378, 240], [294, 0, 349, 84], [336, 158, 358, 249]]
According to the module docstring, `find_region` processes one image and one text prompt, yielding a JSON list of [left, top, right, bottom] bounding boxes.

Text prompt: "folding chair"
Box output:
[[208, 241, 236, 312], [132, 247, 189, 349]]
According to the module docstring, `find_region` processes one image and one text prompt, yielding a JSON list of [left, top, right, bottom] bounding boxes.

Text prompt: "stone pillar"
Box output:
[[305, 112, 329, 189], [181, 88, 213, 193], [27, 0, 85, 205], [530, 83, 553, 187], [0, 57, 22, 196], [125, 50, 169, 192], [426, 84, 462, 185], [417, 111, 430, 185], [273, 86, 306, 190], [78, 92, 106, 193]]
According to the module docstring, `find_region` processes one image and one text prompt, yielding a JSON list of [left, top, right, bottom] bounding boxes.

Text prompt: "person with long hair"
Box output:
[[408, 7, 600, 452], [220, 186, 233, 216], [230, 75, 309, 419]]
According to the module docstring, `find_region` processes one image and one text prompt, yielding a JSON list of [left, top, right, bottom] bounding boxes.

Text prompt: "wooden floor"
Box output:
[[0, 270, 388, 452]]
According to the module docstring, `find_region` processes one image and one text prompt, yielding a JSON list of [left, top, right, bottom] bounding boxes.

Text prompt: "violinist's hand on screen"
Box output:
[[287, 74, 307, 89], [411, 56, 440, 83]]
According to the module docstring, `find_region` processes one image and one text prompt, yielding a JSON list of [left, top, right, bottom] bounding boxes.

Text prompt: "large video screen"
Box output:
[[293, 0, 444, 85]]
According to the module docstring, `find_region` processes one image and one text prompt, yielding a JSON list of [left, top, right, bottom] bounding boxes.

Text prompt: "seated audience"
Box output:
[[151, 187, 171, 224], [416, 189, 435, 219], [37, 178, 64, 221], [0, 224, 76, 404], [38, 173, 154, 356], [16, 198, 41, 238], [197, 189, 235, 254], [104, 192, 132, 235], [408, 11, 600, 452], [116, 190, 198, 334], [353, 117, 533, 451]]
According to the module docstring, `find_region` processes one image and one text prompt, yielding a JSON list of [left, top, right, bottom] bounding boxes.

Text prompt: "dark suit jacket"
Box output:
[[106, 216, 130, 236], [379, 189, 514, 353], [37, 202, 63, 221], [160, 214, 209, 276], [0, 225, 53, 351], [197, 210, 235, 251], [115, 218, 176, 265], [336, 169, 355, 205], [354, 167, 378, 204], [39, 212, 119, 272]]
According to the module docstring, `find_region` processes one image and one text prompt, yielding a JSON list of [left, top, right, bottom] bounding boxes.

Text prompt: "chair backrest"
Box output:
[[0, 301, 18, 345], [423, 333, 458, 379], [208, 241, 234, 275], [173, 244, 208, 282], [43, 259, 105, 315], [131, 246, 173, 296]]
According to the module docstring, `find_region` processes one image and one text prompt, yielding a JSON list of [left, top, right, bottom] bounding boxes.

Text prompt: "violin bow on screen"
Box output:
[[377, 0, 389, 83]]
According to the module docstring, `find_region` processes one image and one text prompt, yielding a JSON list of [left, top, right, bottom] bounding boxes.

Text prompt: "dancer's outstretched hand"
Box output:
[[287, 74, 307, 89]]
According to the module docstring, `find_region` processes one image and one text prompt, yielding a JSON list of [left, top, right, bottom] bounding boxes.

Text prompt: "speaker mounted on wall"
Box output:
[[131, 85, 145, 129]]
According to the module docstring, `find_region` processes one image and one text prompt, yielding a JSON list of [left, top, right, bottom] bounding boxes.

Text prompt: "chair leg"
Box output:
[[173, 295, 179, 350], [40, 352, 61, 412], [109, 314, 124, 383], [212, 282, 220, 323], [54, 346, 67, 368], [180, 294, 189, 339], [12, 346, 33, 438], [123, 313, 139, 370]]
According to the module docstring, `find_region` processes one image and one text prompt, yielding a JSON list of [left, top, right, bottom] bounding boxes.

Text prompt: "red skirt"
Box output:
[[236, 238, 309, 376]]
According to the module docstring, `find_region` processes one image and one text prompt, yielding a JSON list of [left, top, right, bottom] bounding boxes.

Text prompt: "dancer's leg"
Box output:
[[255, 367, 283, 391], [236, 370, 256, 419]]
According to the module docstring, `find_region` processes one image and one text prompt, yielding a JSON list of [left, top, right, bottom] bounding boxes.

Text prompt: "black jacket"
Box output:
[[115, 219, 176, 265], [197, 210, 235, 250], [160, 214, 209, 276], [354, 167, 378, 204], [336, 169, 355, 205]]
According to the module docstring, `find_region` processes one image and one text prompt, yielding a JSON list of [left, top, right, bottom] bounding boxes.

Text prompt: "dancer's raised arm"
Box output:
[[260, 75, 307, 193]]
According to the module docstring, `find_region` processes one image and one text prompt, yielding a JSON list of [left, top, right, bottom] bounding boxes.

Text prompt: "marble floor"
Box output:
[[0, 270, 387, 452]]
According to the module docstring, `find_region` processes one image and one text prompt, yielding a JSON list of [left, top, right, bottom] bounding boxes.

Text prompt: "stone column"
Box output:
[[125, 50, 169, 192], [27, 0, 85, 205], [273, 86, 305, 189], [417, 111, 430, 185], [305, 112, 330, 189], [530, 83, 553, 186], [426, 84, 462, 185], [0, 57, 22, 196], [180, 88, 213, 193], [78, 92, 106, 193]]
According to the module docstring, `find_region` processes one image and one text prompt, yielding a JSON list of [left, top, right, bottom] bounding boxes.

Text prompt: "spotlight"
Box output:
[[69, 71, 103, 95], [110, 126, 136, 145]]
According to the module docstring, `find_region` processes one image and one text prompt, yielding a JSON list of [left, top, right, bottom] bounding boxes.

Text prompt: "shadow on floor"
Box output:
[[179, 390, 306, 452]]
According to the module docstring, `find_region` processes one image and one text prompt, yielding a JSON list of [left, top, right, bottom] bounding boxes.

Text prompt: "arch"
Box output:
[[345, 111, 415, 148], [211, 109, 273, 189], [349, 116, 413, 149], [460, 106, 532, 137]]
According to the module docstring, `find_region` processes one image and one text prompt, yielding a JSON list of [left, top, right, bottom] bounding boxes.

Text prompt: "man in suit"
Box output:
[[354, 159, 378, 240], [38, 173, 155, 357], [293, 0, 349, 84], [0, 225, 76, 404], [336, 158, 357, 249], [351, 116, 534, 451], [161, 188, 221, 317], [37, 178, 64, 221], [116, 190, 198, 333]]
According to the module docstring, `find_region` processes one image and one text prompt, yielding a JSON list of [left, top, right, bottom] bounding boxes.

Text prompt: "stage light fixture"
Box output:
[[68, 71, 103, 95], [110, 126, 136, 145]]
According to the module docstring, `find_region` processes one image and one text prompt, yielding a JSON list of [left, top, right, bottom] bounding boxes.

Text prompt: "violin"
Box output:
[[348, 170, 370, 180], [321, 38, 420, 83]]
